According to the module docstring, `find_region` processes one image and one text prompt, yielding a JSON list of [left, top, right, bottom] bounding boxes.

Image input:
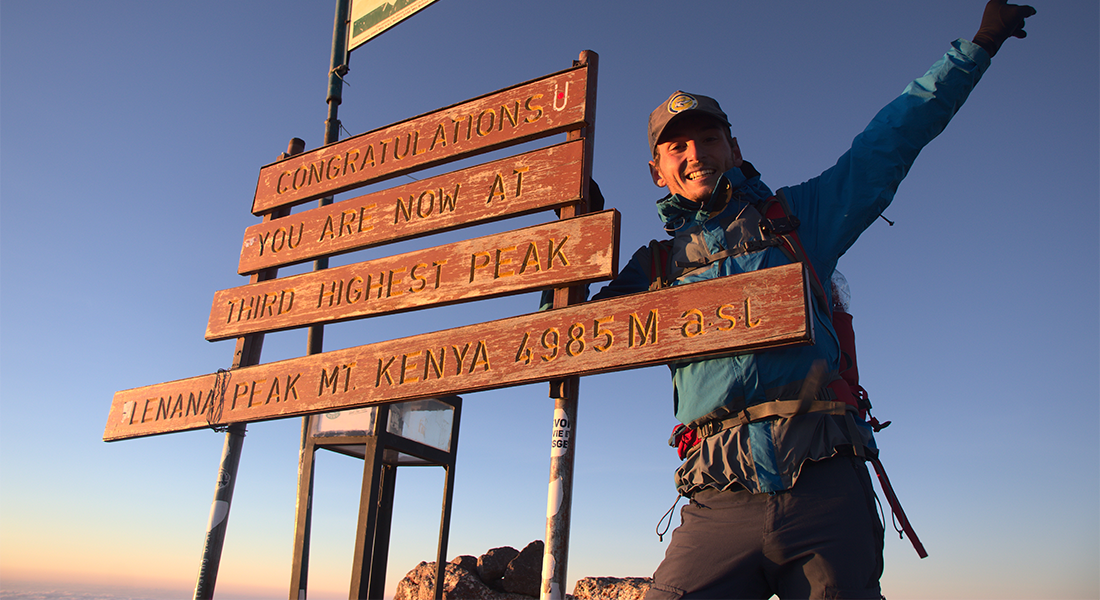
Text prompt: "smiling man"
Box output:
[[648, 108, 741, 204], [586, 2, 1036, 598]]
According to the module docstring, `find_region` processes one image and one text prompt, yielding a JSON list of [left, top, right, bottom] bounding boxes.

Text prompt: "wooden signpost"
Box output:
[[109, 58, 607, 443], [251, 65, 589, 214], [107, 263, 811, 441], [105, 46, 815, 600], [209, 210, 619, 341], [238, 140, 585, 274]]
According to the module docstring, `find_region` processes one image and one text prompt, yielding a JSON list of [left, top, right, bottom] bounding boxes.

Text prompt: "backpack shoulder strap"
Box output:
[[647, 238, 673, 291], [762, 189, 828, 307]]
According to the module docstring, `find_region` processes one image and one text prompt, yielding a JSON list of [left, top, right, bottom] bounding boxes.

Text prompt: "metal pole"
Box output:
[[542, 377, 580, 600], [290, 4, 351, 597], [433, 397, 462, 600], [194, 136, 304, 600], [307, 0, 349, 355], [289, 419, 317, 599], [193, 422, 246, 599], [325, 0, 350, 145], [540, 50, 597, 600], [367, 464, 399, 599], [349, 410, 386, 599]]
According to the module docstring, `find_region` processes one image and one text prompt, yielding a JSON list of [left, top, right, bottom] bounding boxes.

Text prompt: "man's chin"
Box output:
[[682, 183, 717, 203]]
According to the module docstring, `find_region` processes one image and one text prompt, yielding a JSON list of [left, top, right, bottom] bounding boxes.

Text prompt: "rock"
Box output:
[[450, 554, 479, 575], [394, 561, 531, 600], [478, 545, 520, 590], [501, 540, 544, 597], [396, 541, 652, 600], [571, 576, 652, 600]]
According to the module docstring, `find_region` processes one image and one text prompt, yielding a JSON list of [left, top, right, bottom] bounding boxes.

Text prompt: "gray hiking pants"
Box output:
[[646, 455, 884, 600]]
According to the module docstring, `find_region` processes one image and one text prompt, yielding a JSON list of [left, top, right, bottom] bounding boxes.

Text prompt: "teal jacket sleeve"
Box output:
[[784, 39, 991, 280], [590, 244, 654, 301]]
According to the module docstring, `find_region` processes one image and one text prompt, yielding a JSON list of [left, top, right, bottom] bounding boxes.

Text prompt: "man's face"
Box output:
[[649, 114, 742, 203]]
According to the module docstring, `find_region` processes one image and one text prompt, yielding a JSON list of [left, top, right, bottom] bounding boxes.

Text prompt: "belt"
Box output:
[[694, 399, 851, 438]]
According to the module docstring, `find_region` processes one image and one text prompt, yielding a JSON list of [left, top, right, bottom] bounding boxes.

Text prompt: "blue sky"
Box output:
[[1, 1, 1097, 599]]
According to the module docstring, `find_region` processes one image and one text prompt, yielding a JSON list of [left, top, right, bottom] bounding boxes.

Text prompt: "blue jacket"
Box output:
[[595, 40, 990, 494]]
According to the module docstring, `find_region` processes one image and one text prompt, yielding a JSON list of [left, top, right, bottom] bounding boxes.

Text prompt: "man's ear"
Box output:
[[730, 137, 743, 167], [649, 160, 666, 188]]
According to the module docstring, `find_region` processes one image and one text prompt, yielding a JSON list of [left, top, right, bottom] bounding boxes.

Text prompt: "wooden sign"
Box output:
[[105, 263, 811, 441], [207, 210, 620, 341], [252, 64, 590, 214], [239, 140, 584, 275]]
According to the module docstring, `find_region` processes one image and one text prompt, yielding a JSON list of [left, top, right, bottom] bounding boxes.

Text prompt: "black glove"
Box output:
[[972, 0, 1037, 58]]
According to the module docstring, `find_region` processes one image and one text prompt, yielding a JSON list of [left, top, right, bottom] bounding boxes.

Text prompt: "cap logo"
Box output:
[[667, 93, 698, 114]]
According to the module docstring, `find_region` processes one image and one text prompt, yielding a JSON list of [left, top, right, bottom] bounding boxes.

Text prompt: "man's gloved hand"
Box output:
[[973, 0, 1037, 57]]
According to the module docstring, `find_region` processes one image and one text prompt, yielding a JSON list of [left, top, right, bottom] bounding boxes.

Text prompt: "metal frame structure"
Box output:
[[289, 397, 462, 600]]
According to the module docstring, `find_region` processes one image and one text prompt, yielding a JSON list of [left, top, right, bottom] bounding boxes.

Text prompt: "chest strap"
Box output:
[[674, 237, 785, 271]]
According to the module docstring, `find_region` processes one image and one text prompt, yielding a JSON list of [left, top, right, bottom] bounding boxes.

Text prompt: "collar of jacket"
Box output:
[[655, 160, 772, 233]]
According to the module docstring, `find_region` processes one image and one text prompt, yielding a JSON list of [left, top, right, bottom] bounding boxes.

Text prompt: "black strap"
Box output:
[[674, 238, 785, 271], [647, 239, 672, 290], [694, 399, 850, 438]]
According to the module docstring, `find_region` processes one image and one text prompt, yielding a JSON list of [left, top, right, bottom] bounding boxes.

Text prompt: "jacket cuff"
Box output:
[[954, 38, 992, 70]]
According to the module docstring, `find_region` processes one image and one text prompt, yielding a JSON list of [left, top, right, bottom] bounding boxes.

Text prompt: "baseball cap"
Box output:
[[648, 91, 731, 155]]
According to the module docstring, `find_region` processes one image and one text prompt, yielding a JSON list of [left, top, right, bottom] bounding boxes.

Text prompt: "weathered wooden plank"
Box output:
[[208, 210, 620, 341], [252, 65, 589, 214], [239, 141, 584, 275], [105, 264, 811, 441]]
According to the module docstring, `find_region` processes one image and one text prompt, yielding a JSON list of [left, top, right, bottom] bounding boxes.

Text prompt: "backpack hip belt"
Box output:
[[694, 398, 852, 438]]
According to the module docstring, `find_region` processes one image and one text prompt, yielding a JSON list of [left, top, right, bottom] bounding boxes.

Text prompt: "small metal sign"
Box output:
[[348, 0, 444, 52]]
